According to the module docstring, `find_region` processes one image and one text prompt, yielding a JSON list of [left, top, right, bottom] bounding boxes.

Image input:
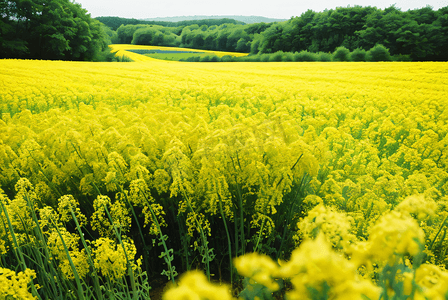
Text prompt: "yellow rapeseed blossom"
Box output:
[[234, 252, 281, 291], [2, 178, 38, 245], [402, 264, 448, 300], [46, 228, 89, 279], [162, 270, 234, 300], [57, 194, 87, 227], [92, 237, 138, 280], [1, 51, 448, 298], [350, 210, 425, 267], [152, 169, 172, 195], [91, 195, 131, 236], [37, 206, 60, 231], [279, 234, 381, 300], [395, 194, 437, 220], [109, 44, 248, 62], [0, 267, 37, 300], [296, 203, 356, 250]]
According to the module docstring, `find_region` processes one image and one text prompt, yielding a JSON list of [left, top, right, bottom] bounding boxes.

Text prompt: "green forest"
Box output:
[[0, 0, 115, 60], [1, 0, 448, 61]]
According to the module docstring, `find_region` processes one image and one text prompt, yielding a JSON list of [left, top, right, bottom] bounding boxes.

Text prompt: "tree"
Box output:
[[366, 44, 391, 61], [350, 48, 367, 61], [226, 28, 247, 51], [434, 6, 448, 60], [236, 37, 250, 52], [192, 32, 205, 49], [258, 23, 288, 53], [333, 46, 350, 61], [0, 0, 110, 60]]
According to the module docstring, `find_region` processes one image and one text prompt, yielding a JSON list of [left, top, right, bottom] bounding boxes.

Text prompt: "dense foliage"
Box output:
[[96, 16, 245, 31], [1, 51, 448, 298], [178, 44, 399, 62], [110, 5, 448, 61], [254, 5, 448, 61], [0, 0, 112, 60]]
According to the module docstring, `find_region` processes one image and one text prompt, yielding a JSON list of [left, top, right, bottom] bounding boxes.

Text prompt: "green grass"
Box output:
[[143, 52, 210, 61]]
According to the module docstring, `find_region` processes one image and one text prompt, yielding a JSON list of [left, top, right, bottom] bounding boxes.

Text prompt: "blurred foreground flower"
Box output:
[[162, 270, 234, 300]]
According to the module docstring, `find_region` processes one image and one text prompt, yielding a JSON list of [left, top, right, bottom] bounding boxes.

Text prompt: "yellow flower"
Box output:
[[152, 169, 172, 195], [395, 194, 437, 220], [350, 210, 425, 267], [92, 236, 138, 280], [0, 267, 37, 300], [279, 234, 380, 300], [46, 228, 89, 279], [163, 270, 234, 300], [91, 195, 131, 236], [234, 252, 281, 291], [57, 194, 87, 227], [296, 203, 356, 250]]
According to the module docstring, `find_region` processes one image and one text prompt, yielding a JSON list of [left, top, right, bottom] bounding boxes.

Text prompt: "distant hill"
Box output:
[[143, 15, 287, 24], [96, 16, 245, 30]]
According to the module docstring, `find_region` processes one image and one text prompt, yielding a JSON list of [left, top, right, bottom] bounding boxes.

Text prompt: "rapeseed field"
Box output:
[[0, 49, 447, 299]]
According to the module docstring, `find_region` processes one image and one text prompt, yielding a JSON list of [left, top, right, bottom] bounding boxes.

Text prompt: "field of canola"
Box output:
[[109, 44, 249, 62], [1, 51, 448, 299]]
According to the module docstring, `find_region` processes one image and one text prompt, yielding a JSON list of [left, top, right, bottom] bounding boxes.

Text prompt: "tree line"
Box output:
[[179, 44, 399, 62], [1, 2, 447, 61], [112, 5, 448, 61], [96, 16, 244, 31], [113, 22, 271, 53], [0, 0, 113, 60]]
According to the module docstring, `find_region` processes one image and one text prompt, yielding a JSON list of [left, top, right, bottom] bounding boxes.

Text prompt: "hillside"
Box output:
[[96, 16, 245, 30], [143, 15, 287, 24]]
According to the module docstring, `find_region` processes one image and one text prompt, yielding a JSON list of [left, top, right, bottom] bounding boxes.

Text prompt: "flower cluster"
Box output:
[[0, 51, 447, 298], [92, 236, 138, 280], [162, 270, 233, 300], [0, 267, 37, 300]]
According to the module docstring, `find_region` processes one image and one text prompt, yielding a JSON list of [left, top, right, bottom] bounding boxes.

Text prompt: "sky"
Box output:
[[76, 0, 448, 20]]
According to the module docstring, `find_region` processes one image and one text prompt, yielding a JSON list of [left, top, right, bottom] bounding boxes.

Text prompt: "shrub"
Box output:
[[293, 50, 318, 62], [260, 54, 271, 62], [367, 44, 392, 62], [93, 48, 118, 62], [318, 52, 332, 62], [350, 48, 367, 62], [200, 55, 211, 62], [221, 55, 234, 62], [283, 52, 294, 61], [393, 54, 412, 62], [333, 46, 350, 61], [269, 51, 284, 62], [248, 55, 261, 62]]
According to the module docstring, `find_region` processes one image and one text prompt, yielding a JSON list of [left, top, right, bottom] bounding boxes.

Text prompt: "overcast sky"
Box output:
[[76, 0, 448, 19]]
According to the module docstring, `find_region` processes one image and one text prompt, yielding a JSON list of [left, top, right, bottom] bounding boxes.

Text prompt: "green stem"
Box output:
[[118, 185, 151, 274], [233, 175, 245, 256], [0, 201, 26, 265], [26, 196, 61, 298], [233, 205, 239, 262], [277, 173, 308, 260], [171, 206, 190, 271], [68, 207, 103, 300], [254, 215, 266, 253], [230, 155, 244, 256], [0, 200, 42, 300], [103, 204, 137, 300], [182, 189, 212, 281], [429, 215, 448, 250], [51, 220, 85, 300], [137, 186, 176, 285], [217, 193, 233, 287]]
